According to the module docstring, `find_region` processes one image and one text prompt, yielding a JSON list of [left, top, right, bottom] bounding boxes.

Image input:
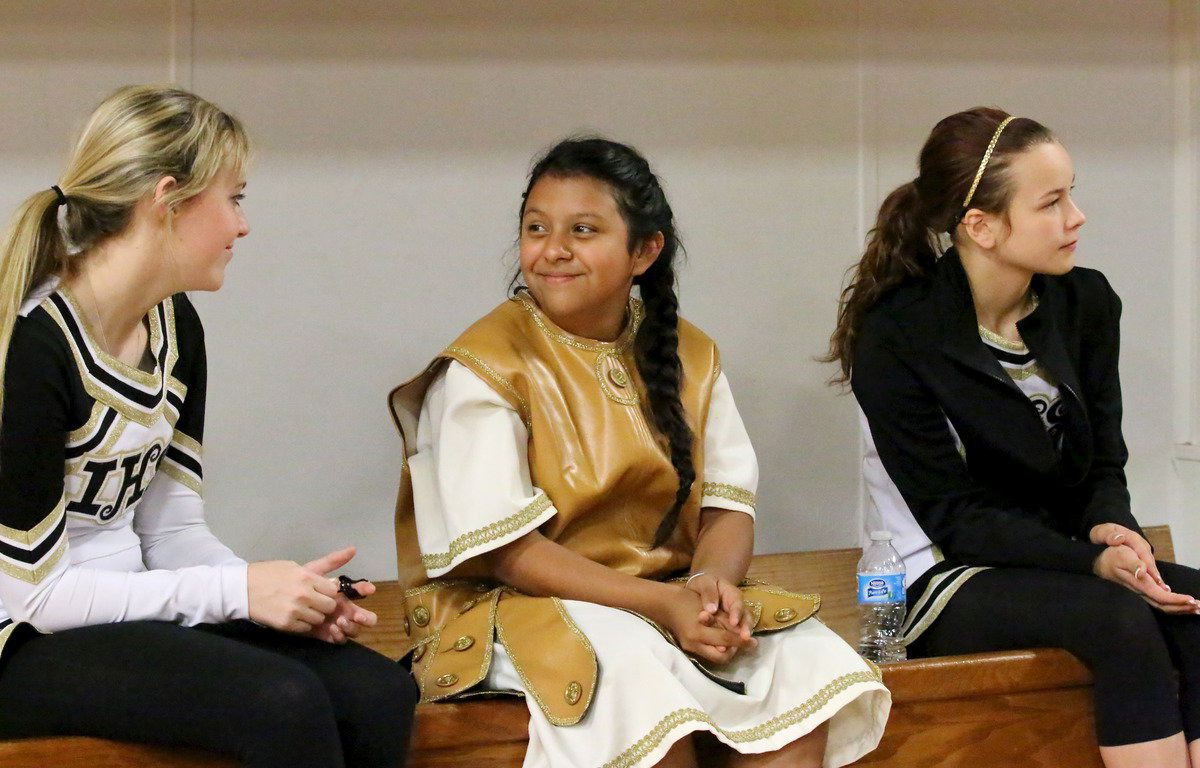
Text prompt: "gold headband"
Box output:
[[961, 115, 1016, 212]]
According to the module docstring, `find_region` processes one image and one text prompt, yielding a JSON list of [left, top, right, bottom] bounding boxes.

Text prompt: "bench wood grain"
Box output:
[[0, 525, 1175, 768]]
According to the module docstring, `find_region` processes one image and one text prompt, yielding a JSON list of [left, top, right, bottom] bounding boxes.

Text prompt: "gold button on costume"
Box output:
[[565, 681, 583, 706], [453, 635, 475, 651]]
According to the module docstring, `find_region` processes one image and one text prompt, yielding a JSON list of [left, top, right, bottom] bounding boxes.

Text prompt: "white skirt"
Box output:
[[484, 600, 890, 768]]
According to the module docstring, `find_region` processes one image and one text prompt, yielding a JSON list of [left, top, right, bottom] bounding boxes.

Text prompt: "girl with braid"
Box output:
[[388, 137, 888, 768], [0, 85, 417, 767], [835, 107, 1200, 767]]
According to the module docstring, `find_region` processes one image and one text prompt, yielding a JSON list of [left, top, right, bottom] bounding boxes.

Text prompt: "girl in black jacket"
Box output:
[[830, 107, 1200, 768]]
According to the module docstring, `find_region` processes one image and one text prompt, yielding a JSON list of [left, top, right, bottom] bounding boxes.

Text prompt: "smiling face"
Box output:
[[519, 174, 660, 340], [169, 166, 249, 291], [989, 140, 1085, 275]]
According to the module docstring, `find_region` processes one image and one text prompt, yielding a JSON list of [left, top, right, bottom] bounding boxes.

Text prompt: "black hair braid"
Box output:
[[635, 255, 696, 548], [518, 136, 695, 548]]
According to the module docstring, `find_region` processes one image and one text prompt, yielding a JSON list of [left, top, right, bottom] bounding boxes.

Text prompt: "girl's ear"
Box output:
[[631, 231, 664, 277], [959, 208, 998, 250], [152, 176, 178, 213]]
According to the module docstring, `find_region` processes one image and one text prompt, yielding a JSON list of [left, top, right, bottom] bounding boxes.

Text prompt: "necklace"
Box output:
[[82, 271, 149, 368]]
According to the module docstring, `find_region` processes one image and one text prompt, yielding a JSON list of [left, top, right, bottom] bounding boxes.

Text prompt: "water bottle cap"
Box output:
[[869, 530, 893, 542]]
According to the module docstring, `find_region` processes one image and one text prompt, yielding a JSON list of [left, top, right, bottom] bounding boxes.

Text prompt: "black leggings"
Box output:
[[907, 561, 1200, 747], [0, 620, 418, 768]]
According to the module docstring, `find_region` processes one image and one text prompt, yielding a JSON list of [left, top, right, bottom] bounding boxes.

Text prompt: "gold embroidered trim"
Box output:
[[0, 537, 68, 585], [595, 350, 640, 406], [602, 669, 883, 768], [493, 595, 597, 726], [445, 347, 531, 428], [417, 591, 500, 703], [415, 633, 443, 698], [901, 566, 988, 643], [514, 292, 644, 354], [746, 583, 822, 606], [160, 462, 202, 496], [0, 497, 65, 545], [401, 578, 492, 599], [420, 493, 554, 571], [701, 482, 756, 509], [551, 597, 598, 716]]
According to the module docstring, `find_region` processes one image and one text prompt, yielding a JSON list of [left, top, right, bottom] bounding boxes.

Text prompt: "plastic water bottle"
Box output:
[[857, 530, 907, 663]]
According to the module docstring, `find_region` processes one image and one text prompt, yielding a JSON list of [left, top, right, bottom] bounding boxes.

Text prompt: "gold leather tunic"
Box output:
[[388, 294, 818, 725]]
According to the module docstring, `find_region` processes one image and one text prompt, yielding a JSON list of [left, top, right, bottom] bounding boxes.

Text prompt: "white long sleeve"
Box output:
[[0, 497, 248, 632]]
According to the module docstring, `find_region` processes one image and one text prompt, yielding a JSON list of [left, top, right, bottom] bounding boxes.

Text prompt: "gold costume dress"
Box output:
[[389, 294, 889, 768]]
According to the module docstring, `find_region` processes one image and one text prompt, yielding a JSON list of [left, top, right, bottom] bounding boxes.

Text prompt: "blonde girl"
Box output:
[[0, 85, 416, 768]]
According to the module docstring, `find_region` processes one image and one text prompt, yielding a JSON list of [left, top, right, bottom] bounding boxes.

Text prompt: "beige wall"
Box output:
[[1, 1, 1196, 577]]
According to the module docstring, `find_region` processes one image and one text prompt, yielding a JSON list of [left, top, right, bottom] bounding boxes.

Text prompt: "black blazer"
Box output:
[[851, 248, 1139, 575]]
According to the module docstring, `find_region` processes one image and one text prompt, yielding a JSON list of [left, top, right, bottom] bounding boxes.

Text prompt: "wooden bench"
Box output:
[[0, 526, 1175, 767]]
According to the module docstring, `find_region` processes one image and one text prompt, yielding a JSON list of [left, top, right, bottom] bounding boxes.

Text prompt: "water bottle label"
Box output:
[[857, 574, 905, 603]]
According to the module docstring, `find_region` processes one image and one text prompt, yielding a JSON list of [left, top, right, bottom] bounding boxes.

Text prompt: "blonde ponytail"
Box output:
[[0, 84, 249, 433]]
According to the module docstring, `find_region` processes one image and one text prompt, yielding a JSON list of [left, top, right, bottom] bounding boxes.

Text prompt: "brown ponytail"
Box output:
[[825, 107, 1056, 382]]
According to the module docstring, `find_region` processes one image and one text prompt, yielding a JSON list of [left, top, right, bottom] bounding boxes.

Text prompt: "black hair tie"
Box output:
[[338, 575, 369, 600], [50, 185, 66, 206]]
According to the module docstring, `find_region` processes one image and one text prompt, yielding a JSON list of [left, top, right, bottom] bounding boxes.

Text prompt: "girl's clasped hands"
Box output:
[[665, 572, 758, 665], [1090, 523, 1200, 615]]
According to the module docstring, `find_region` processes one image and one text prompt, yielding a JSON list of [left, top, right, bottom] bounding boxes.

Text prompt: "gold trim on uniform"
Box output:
[[44, 302, 167, 429], [1003, 363, 1052, 383], [515, 293, 646, 406], [595, 351, 640, 406], [0, 497, 66, 546], [0, 496, 67, 580], [445, 347, 531, 428], [159, 462, 203, 496], [57, 287, 166, 389], [172, 431, 202, 458], [415, 591, 500, 703], [493, 595, 598, 726], [0, 622, 18, 658], [67, 402, 108, 445], [0, 537, 68, 585], [160, 429, 203, 495], [420, 493, 554, 571], [977, 324, 1027, 352], [901, 566, 989, 644], [514, 292, 643, 355], [701, 482, 756, 509], [602, 669, 883, 768]]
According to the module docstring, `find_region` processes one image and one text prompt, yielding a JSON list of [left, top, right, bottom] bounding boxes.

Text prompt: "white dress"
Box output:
[[411, 361, 890, 768]]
